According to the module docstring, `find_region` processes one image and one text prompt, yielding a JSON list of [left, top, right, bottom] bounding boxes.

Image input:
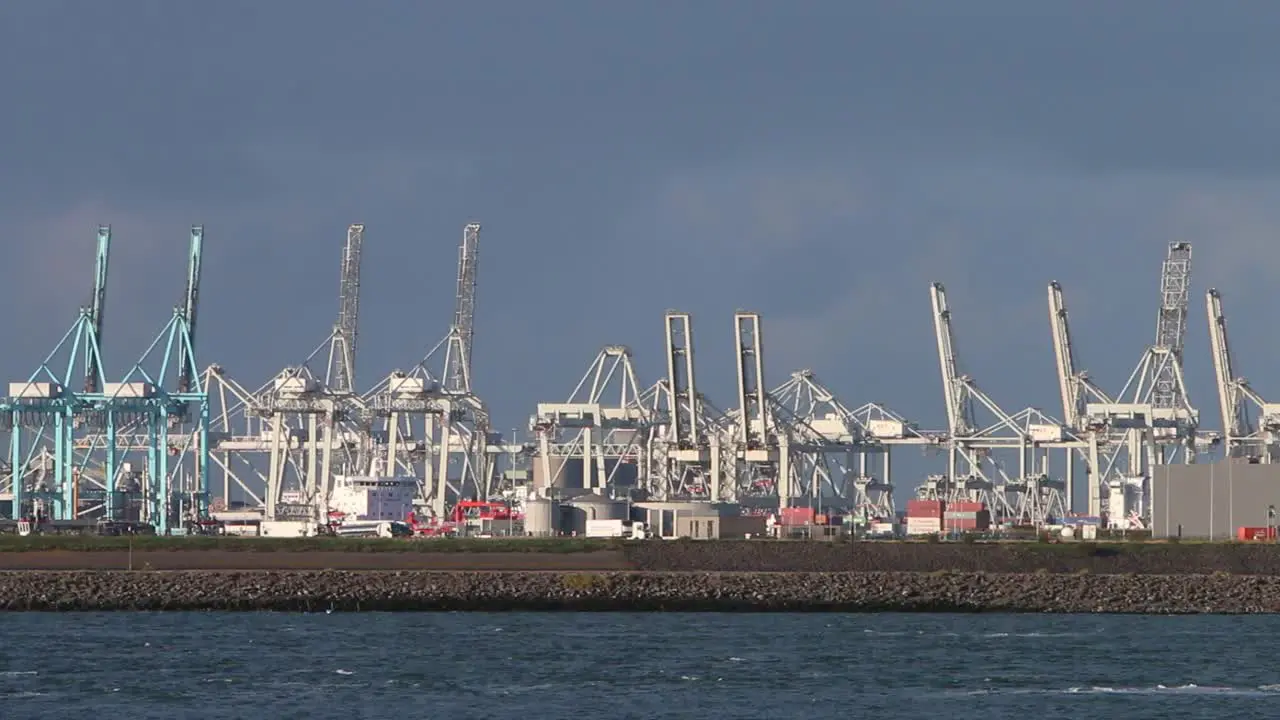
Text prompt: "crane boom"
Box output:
[[1206, 288, 1249, 442], [930, 283, 970, 435], [1047, 281, 1079, 428], [84, 225, 111, 393], [177, 225, 203, 393], [445, 223, 480, 394], [1151, 242, 1192, 408], [329, 224, 364, 394]]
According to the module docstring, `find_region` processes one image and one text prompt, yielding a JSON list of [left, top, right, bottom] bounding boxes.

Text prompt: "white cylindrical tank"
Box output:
[[523, 498, 560, 536], [562, 494, 629, 535]]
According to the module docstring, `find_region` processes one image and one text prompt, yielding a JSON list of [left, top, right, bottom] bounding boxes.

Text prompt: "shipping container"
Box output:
[[780, 507, 815, 525], [1237, 526, 1277, 541], [944, 509, 991, 532], [948, 501, 985, 513], [906, 500, 945, 518], [906, 517, 942, 535]]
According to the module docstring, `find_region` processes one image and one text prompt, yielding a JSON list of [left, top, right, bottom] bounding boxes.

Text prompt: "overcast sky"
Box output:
[[3, 2, 1278, 495]]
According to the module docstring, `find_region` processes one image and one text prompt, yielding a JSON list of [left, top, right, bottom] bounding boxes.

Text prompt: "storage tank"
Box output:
[[531, 457, 585, 490], [522, 498, 560, 536], [561, 493, 629, 535]]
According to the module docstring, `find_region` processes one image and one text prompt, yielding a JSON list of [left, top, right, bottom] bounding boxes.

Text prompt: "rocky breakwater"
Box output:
[[5, 570, 1280, 612]]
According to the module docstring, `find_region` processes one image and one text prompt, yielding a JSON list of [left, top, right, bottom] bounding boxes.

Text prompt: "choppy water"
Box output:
[[2, 612, 1278, 719]]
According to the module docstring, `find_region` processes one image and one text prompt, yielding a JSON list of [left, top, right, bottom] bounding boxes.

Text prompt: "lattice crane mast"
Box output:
[[1116, 242, 1198, 462], [443, 223, 480, 394], [1151, 242, 1192, 409], [1207, 288, 1277, 461], [326, 224, 364, 395], [84, 226, 111, 394]]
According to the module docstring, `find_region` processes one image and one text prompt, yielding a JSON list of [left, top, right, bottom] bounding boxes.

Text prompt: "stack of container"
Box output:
[[905, 499, 944, 535], [943, 500, 991, 533]]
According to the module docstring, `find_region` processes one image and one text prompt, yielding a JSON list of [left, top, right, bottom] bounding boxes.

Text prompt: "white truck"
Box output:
[[584, 519, 647, 539]]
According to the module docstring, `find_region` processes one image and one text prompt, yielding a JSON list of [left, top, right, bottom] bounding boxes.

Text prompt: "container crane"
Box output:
[[1081, 243, 1199, 526], [260, 224, 371, 521], [1206, 288, 1279, 462], [930, 283, 1069, 522], [730, 311, 793, 505], [1048, 281, 1117, 513], [649, 311, 724, 500], [370, 222, 502, 519], [1, 226, 112, 521]]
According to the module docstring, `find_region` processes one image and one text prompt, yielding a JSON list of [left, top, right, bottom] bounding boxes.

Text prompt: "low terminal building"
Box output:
[[1150, 462, 1280, 539]]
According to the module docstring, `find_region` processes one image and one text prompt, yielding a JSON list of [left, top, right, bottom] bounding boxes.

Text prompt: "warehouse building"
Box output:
[[1150, 462, 1280, 539]]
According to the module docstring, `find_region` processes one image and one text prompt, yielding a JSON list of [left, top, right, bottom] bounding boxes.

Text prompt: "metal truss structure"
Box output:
[[1048, 243, 1201, 528], [526, 309, 942, 521], [4, 218, 1259, 535], [2, 225, 210, 533], [1206, 288, 1279, 462], [925, 283, 1072, 524], [200, 222, 517, 523]]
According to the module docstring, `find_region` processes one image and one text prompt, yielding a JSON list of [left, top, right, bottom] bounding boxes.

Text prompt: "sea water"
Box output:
[[1, 612, 1276, 719]]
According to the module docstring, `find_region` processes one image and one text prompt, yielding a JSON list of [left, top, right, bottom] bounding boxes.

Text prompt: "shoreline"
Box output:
[[3, 570, 1280, 613]]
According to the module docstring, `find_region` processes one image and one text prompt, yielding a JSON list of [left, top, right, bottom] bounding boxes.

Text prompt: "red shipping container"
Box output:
[[780, 507, 814, 525], [949, 501, 985, 513], [1237, 526, 1277, 541], [907, 500, 945, 518]]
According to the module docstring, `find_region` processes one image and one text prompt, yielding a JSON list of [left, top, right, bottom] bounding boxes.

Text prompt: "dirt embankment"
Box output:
[[4, 540, 1280, 574], [0, 550, 631, 571], [2, 570, 1279, 613]]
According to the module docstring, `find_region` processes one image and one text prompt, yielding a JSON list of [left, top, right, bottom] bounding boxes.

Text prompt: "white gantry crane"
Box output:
[[645, 311, 728, 501], [257, 223, 371, 520], [726, 311, 795, 506], [1048, 280, 1121, 513], [196, 225, 370, 520], [367, 222, 509, 519], [1064, 243, 1199, 527], [1207, 288, 1280, 462], [929, 283, 1071, 524]]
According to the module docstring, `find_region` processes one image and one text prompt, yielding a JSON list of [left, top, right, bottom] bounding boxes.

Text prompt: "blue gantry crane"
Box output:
[[2, 225, 210, 533], [1, 226, 111, 521]]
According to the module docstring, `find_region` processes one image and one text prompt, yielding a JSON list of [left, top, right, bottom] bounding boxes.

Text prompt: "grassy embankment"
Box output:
[[0, 534, 1256, 554], [0, 535, 626, 553]]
